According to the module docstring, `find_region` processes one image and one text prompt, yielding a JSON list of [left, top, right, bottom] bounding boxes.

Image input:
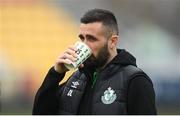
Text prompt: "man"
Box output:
[[33, 9, 157, 115]]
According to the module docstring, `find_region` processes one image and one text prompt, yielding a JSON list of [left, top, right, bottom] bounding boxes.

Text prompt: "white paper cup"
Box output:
[[64, 41, 92, 70]]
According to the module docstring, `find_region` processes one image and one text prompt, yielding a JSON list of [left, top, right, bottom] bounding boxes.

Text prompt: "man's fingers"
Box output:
[[56, 58, 72, 65], [68, 45, 77, 51], [63, 53, 77, 62], [65, 48, 78, 58], [58, 51, 77, 62]]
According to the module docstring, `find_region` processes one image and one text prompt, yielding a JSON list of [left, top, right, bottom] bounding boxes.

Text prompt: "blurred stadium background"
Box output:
[[0, 0, 180, 114]]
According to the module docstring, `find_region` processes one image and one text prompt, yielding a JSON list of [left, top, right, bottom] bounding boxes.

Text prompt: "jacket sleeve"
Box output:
[[32, 67, 66, 115], [127, 76, 157, 114]]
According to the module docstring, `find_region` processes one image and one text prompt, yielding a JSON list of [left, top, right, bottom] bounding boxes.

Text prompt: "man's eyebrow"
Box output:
[[86, 34, 97, 40], [78, 34, 84, 39]]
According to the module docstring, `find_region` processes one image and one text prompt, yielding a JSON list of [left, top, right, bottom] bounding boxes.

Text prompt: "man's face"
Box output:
[[78, 22, 110, 69]]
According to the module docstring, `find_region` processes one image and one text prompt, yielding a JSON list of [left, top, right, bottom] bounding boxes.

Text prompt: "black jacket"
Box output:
[[33, 49, 157, 114]]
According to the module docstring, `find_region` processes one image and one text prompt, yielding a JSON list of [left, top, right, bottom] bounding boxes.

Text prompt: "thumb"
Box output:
[[79, 64, 84, 68]]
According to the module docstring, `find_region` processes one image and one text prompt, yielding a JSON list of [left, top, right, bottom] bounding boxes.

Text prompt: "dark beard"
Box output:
[[83, 42, 110, 70]]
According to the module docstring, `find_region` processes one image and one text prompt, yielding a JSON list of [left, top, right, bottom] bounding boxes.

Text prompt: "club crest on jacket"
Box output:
[[101, 87, 117, 104]]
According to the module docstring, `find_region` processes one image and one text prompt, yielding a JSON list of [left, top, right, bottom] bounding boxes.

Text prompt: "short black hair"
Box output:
[[80, 9, 119, 38]]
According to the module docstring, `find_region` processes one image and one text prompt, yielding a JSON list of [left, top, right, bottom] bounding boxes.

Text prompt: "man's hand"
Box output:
[[54, 45, 78, 73]]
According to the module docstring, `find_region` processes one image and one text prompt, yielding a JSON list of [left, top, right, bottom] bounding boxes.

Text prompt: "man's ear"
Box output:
[[109, 35, 119, 49]]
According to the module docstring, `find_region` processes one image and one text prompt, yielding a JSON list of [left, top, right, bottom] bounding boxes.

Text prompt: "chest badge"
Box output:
[[101, 87, 117, 104]]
